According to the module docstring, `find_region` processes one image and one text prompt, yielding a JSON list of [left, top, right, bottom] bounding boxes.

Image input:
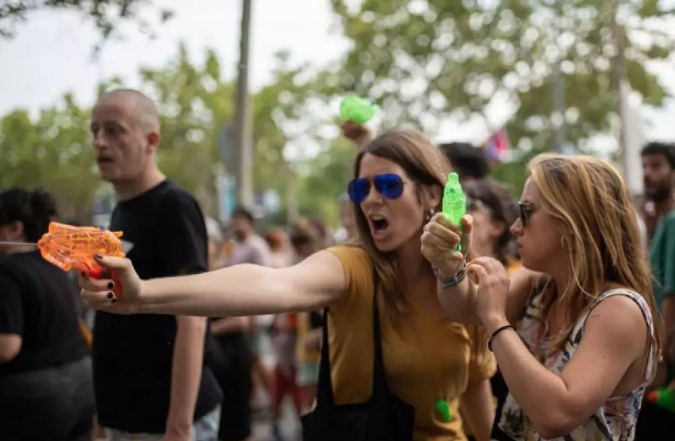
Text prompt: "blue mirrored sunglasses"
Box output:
[[347, 173, 405, 204]]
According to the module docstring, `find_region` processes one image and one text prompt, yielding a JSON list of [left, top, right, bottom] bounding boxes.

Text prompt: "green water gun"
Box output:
[[442, 172, 466, 252], [647, 388, 675, 413], [339, 94, 379, 124]]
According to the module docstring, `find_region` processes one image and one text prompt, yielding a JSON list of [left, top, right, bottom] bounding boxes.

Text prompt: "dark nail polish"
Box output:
[[111, 298, 118, 304], [107, 282, 114, 289], [107, 292, 114, 299], [94, 253, 103, 259], [81, 272, 87, 278]]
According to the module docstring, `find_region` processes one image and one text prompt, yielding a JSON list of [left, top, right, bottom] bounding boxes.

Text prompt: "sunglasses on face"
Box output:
[[518, 201, 534, 227], [348, 173, 406, 204]]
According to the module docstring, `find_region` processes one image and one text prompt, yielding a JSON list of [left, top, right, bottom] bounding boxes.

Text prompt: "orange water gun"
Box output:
[[0, 222, 128, 298]]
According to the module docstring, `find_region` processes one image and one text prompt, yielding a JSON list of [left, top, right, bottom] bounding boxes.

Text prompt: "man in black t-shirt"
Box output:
[[90, 89, 222, 441]]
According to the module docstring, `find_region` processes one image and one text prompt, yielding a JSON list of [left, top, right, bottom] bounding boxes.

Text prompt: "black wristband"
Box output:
[[432, 262, 467, 288], [488, 324, 514, 351]]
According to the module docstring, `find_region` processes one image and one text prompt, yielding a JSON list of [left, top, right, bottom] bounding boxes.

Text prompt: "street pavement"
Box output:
[[252, 399, 300, 441]]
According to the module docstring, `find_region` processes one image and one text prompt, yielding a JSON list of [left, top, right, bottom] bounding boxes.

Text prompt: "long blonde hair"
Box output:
[[529, 153, 661, 351]]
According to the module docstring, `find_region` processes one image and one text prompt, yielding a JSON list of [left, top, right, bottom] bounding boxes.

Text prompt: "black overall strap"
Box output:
[[369, 270, 388, 401], [314, 265, 387, 408], [315, 301, 336, 407]]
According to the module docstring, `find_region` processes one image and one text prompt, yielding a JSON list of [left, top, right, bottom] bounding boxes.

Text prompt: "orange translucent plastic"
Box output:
[[37, 222, 126, 283]]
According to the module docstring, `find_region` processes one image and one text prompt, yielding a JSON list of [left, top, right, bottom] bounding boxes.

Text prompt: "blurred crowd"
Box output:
[[1, 88, 674, 441]]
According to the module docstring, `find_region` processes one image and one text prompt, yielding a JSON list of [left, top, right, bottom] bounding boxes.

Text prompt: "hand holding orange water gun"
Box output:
[[0, 222, 129, 298]]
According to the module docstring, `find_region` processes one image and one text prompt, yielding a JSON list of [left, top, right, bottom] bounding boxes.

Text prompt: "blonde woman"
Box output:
[[421, 154, 660, 440]]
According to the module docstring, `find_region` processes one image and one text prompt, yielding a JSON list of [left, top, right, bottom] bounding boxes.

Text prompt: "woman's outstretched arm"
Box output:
[[81, 250, 347, 318]]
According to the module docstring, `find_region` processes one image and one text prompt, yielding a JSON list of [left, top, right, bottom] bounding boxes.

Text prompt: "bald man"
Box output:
[[90, 89, 223, 441]]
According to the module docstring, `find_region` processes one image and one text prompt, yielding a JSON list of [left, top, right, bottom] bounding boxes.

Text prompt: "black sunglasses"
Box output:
[[347, 173, 406, 204], [518, 201, 534, 227]]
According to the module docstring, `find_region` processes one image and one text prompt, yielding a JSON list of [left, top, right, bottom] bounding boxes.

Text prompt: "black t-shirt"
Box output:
[[0, 251, 88, 377], [208, 320, 252, 376], [489, 370, 511, 440], [92, 180, 222, 433]]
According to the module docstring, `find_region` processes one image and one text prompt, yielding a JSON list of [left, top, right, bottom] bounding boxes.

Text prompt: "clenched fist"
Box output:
[[79, 254, 144, 315], [421, 213, 473, 278]]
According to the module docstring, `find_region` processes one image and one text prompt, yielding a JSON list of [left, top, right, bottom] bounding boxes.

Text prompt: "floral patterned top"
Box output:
[[495, 288, 658, 441]]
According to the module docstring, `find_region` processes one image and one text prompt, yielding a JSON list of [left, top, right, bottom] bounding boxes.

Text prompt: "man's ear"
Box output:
[[147, 132, 160, 154], [422, 185, 442, 211]]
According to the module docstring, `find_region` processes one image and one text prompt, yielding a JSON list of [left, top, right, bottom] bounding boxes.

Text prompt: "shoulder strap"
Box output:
[[315, 305, 336, 407], [571, 289, 658, 383], [370, 269, 389, 400], [314, 263, 386, 408], [522, 277, 550, 320]]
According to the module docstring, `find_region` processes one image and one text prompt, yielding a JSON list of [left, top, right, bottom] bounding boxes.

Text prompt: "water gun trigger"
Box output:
[[75, 263, 124, 299], [74, 262, 104, 279]]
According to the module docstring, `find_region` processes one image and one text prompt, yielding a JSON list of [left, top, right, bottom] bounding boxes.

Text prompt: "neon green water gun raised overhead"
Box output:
[[442, 172, 466, 252], [339, 94, 379, 124]]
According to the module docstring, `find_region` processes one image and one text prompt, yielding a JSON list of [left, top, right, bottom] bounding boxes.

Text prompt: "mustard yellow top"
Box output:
[[326, 246, 496, 441]]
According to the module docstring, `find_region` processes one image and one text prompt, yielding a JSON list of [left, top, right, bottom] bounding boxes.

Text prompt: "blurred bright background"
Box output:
[[1, 0, 674, 227]]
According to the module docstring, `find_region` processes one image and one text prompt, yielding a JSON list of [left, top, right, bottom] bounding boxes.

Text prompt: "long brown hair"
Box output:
[[463, 178, 519, 265], [529, 153, 661, 352], [350, 129, 449, 320]]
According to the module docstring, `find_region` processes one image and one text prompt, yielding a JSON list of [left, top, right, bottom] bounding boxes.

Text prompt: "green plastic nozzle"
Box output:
[[339, 94, 379, 124], [648, 388, 675, 413], [442, 172, 466, 252], [435, 398, 452, 422]]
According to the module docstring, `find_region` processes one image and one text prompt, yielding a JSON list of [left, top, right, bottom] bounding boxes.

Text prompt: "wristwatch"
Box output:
[[432, 262, 467, 289]]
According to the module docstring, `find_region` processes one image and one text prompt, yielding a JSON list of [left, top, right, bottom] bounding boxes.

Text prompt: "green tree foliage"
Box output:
[[0, 43, 318, 221], [0, 93, 98, 220], [0, 0, 172, 40], [298, 139, 356, 224], [251, 51, 324, 188], [133, 45, 318, 215], [327, 0, 674, 154]]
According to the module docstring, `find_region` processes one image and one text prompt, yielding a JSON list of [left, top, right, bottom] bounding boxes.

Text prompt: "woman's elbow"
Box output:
[[536, 422, 578, 440], [530, 403, 587, 439]]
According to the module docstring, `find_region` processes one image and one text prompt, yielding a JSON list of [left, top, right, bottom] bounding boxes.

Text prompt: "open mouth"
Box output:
[[368, 215, 389, 238], [96, 157, 115, 166]]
